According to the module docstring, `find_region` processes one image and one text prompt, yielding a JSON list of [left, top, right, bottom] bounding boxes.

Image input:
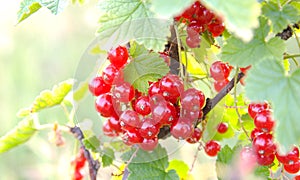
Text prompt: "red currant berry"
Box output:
[[139, 137, 158, 151], [88, 76, 111, 96], [159, 74, 184, 103], [108, 115, 122, 133], [217, 122, 228, 134], [181, 88, 206, 111], [170, 118, 193, 139], [276, 146, 299, 164], [112, 81, 135, 103], [186, 127, 202, 144], [95, 93, 116, 117], [250, 128, 264, 140], [256, 153, 275, 166], [254, 109, 275, 132], [73, 170, 84, 180], [204, 140, 221, 157], [139, 117, 159, 139], [252, 133, 276, 156], [122, 128, 143, 145], [208, 21, 225, 37], [102, 120, 118, 137], [210, 61, 232, 81], [213, 79, 229, 92], [148, 81, 161, 97], [159, 52, 171, 66], [119, 110, 141, 128], [239, 146, 257, 167], [134, 96, 151, 116], [102, 64, 120, 85], [248, 102, 269, 119], [108, 46, 128, 69], [294, 175, 300, 180], [186, 35, 201, 48], [284, 159, 300, 174]]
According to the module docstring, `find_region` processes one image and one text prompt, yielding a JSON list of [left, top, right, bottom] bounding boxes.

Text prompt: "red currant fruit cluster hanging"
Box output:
[[248, 102, 300, 174], [89, 46, 207, 151], [209, 61, 232, 92], [71, 148, 86, 180], [174, 1, 225, 48]]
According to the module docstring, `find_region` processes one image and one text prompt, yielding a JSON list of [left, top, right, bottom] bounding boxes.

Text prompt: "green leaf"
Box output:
[[150, 0, 193, 18], [121, 145, 179, 180], [191, 34, 211, 63], [17, 79, 74, 117], [221, 17, 286, 67], [166, 160, 189, 179], [254, 166, 270, 179], [216, 145, 240, 179], [17, 0, 42, 24], [245, 60, 300, 150], [0, 116, 37, 154], [82, 135, 100, 152], [202, 0, 260, 41], [73, 81, 88, 102], [262, 1, 300, 33], [123, 42, 169, 93], [41, 0, 68, 15], [203, 97, 226, 141], [108, 140, 131, 152], [102, 147, 115, 167], [97, 0, 171, 52]]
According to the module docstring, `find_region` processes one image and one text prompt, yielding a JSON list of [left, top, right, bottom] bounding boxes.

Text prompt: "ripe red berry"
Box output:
[[95, 93, 116, 117], [217, 122, 228, 134], [102, 120, 118, 137], [207, 19, 225, 37], [210, 61, 231, 81], [102, 64, 120, 85], [186, 35, 201, 48], [180, 88, 206, 111], [256, 153, 275, 166], [108, 46, 128, 69], [112, 81, 135, 103], [252, 133, 276, 156], [108, 115, 122, 133], [148, 81, 161, 97], [205, 140, 221, 157], [88, 76, 111, 96], [186, 127, 202, 144], [213, 79, 229, 92], [248, 102, 269, 119], [170, 118, 194, 139], [250, 128, 264, 140], [133, 96, 151, 116], [254, 109, 275, 132], [276, 146, 299, 164], [284, 159, 300, 174], [122, 128, 143, 145], [139, 137, 158, 151], [139, 117, 159, 139], [159, 74, 184, 103], [119, 110, 141, 128]]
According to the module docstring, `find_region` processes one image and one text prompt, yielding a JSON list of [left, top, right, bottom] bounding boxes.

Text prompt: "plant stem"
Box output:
[[283, 54, 300, 59], [233, 68, 251, 141], [70, 126, 100, 180]]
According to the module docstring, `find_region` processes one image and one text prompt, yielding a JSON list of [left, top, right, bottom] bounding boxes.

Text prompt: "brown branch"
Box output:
[[70, 126, 100, 180]]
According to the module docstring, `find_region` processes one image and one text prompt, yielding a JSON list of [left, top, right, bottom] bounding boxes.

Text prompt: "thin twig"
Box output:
[[233, 68, 251, 141], [122, 146, 139, 180], [70, 126, 100, 180], [189, 142, 203, 174]]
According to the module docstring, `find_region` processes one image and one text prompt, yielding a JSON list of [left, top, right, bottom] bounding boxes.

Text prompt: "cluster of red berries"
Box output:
[[209, 61, 232, 92], [248, 102, 300, 174], [71, 148, 86, 180], [174, 1, 225, 48], [89, 45, 207, 151]]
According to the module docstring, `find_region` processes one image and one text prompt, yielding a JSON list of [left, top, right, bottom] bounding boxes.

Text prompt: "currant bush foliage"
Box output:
[[5, 0, 300, 179]]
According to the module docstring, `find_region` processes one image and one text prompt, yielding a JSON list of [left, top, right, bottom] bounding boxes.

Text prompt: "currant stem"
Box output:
[[70, 126, 100, 180], [233, 68, 251, 141], [283, 53, 300, 59]]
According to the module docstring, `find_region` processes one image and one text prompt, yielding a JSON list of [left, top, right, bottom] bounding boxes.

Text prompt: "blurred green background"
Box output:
[[0, 1, 100, 179]]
